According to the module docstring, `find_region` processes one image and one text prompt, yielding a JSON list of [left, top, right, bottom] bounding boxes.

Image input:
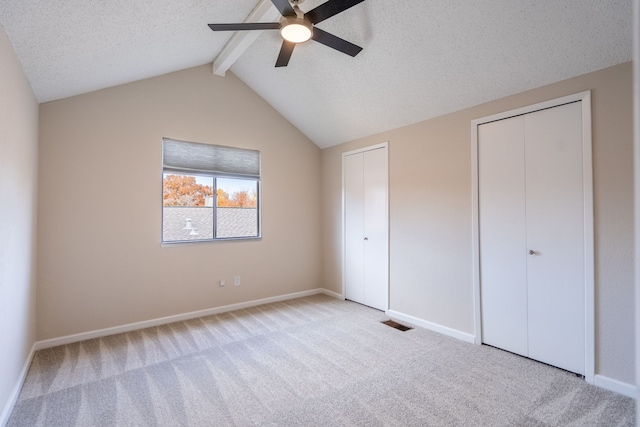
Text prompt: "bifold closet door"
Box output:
[[344, 147, 388, 311], [525, 103, 584, 375], [478, 116, 529, 357], [479, 101, 585, 375], [345, 152, 366, 305]]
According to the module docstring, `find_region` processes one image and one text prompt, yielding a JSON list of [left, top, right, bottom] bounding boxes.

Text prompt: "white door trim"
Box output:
[[470, 91, 594, 383], [342, 142, 390, 309]]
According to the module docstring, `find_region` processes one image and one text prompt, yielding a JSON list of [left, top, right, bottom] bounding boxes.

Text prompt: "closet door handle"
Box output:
[[529, 250, 536, 255], [364, 237, 369, 241]]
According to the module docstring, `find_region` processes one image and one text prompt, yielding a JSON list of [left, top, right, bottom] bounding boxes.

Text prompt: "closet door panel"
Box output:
[[478, 116, 529, 356], [363, 148, 388, 311], [525, 102, 585, 374], [344, 153, 365, 304]]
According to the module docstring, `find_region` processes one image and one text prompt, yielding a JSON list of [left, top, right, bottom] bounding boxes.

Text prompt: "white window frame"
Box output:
[[161, 138, 261, 244]]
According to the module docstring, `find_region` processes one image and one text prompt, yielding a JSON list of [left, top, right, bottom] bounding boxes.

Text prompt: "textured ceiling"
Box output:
[[0, 0, 633, 148]]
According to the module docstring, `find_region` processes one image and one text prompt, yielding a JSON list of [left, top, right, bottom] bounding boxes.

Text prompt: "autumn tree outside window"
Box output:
[[162, 138, 260, 242]]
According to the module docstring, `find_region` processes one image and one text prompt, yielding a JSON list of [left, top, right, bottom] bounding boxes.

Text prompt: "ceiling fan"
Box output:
[[208, 0, 365, 67]]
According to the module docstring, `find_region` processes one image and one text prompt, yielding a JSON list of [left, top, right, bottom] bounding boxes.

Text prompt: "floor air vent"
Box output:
[[381, 320, 412, 331]]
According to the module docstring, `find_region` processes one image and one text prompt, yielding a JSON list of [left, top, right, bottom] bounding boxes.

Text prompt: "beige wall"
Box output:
[[37, 65, 322, 340], [322, 62, 635, 385], [633, 0, 639, 406], [0, 25, 39, 420]]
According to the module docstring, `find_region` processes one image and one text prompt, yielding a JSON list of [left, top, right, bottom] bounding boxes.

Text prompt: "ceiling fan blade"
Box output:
[[305, 0, 365, 24], [271, 0, 296, 17], [311, 27, 362, 57], [275, 41, 296, 67], [208, 22, 280, 31]]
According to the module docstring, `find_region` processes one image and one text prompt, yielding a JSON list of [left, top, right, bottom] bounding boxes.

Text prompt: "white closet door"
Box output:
[[344, 153, 365, 304], [362, 148, 388, 311], [478, 101, 585, 375], [344, 146, 388, 311], [478, 116, 529, 356], [525, 102, 585, 375]]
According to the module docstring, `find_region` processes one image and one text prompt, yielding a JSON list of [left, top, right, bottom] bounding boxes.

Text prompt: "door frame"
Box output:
[[470, 91, 594, 383], [342, 142, 390, 310]]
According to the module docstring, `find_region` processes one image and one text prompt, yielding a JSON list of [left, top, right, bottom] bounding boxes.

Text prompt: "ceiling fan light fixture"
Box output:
[[280, 17, 313, 43], [208, 0, 365, 67]]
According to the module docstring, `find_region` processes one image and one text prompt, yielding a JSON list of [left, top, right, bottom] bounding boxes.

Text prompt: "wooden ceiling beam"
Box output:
[[212, 0, 281, 77]]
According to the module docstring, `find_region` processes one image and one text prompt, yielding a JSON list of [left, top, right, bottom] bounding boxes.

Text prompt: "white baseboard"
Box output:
[[1, 343, 36, 427], [36, 288, 333, 350], [386, 309, 476, 344], [319, 289, 344, 299], [593, 374, 637, 399]]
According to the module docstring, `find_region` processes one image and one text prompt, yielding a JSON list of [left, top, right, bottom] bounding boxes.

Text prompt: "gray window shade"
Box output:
[[163, 138, 260, 178]]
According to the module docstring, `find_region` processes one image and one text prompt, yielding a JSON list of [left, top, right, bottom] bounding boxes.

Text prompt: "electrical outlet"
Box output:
[[234, 276, 241, 286], [219, 279, 225, 287]]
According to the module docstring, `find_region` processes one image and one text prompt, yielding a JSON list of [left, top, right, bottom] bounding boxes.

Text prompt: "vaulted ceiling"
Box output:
[[0, 0, 633, 148]]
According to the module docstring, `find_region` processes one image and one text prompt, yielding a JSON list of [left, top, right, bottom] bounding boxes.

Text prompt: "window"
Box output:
[[162, 138, 260, 243]]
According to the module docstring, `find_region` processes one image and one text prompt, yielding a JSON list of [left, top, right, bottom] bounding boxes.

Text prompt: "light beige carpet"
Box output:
[[8, 294, 636, 426]]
